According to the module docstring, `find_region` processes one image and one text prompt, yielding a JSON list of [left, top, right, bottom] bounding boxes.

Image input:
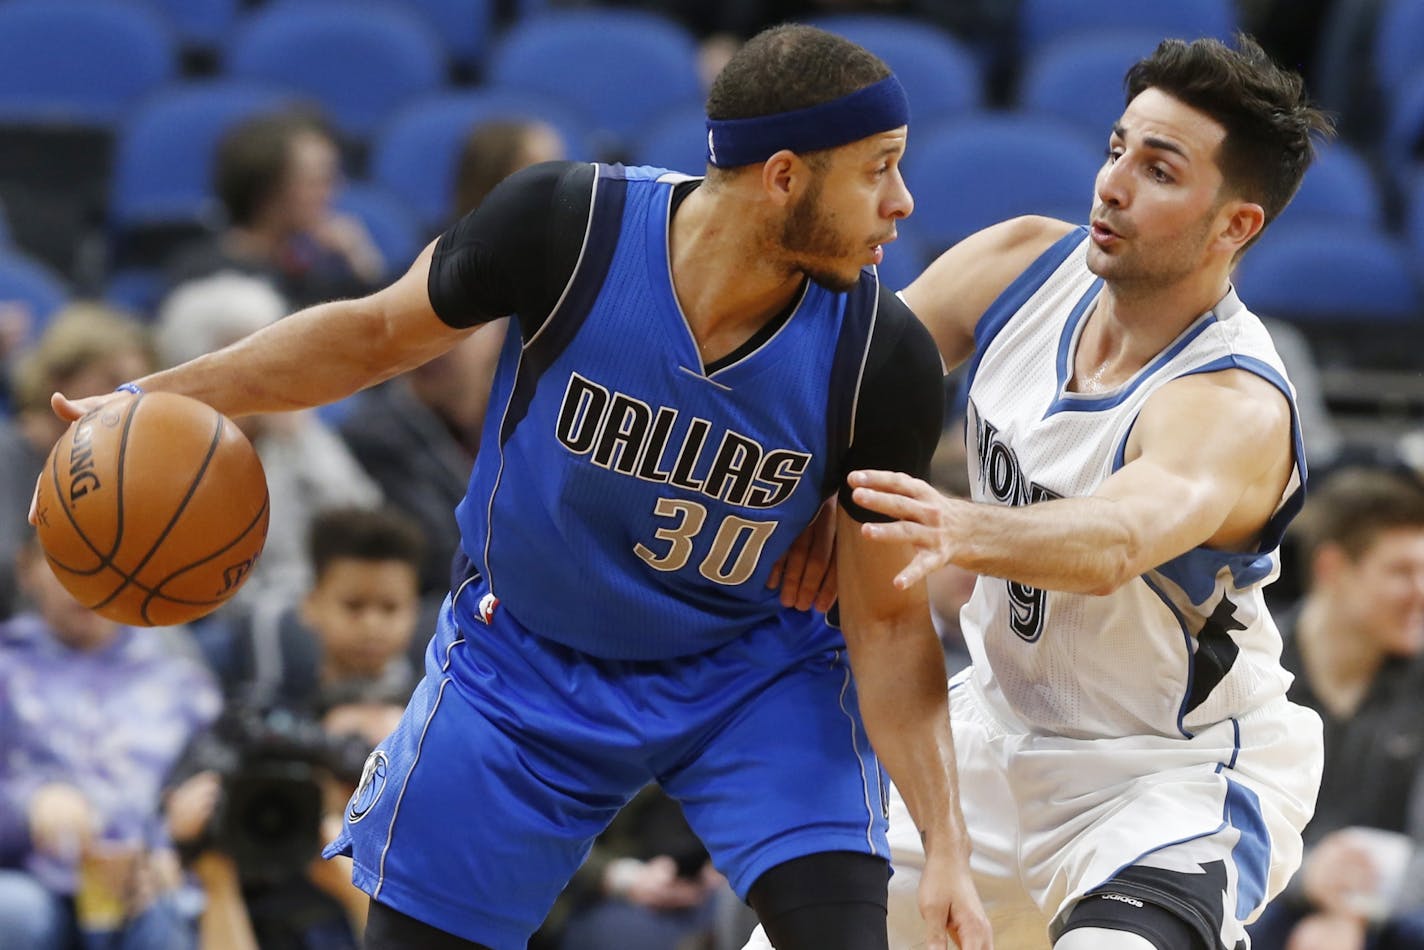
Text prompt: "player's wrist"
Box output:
[[114, 382, 144, 395]]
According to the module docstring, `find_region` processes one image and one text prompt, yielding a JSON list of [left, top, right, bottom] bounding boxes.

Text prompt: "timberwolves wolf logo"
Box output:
[[347, 750, 389, 824], [977, 416, 1061, 642]]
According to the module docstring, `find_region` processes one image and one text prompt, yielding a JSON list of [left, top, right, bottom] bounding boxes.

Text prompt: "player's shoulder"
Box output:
[[901, 216, 1080, 350], [868, 280, 942, 377]]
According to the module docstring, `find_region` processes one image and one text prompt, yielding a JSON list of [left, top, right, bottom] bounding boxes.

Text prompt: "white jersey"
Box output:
[[962, 227, 1305, 740]]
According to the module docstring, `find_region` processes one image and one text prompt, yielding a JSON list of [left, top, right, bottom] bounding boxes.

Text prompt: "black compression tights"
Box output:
[[363, 900, 493, 950], [364, 851, 890, 950], [747, 851, 891, 950]]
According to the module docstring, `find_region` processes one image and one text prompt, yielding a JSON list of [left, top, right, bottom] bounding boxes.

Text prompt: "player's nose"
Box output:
[[1096, 157, 1130, 208], [885, 167, 913, 220]]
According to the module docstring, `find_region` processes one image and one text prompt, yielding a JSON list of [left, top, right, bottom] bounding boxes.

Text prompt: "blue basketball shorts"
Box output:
[[323, 586, 890, 949]]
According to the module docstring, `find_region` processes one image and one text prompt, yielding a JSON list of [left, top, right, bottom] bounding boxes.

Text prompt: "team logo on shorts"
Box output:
[[347, 750, 389, 824]]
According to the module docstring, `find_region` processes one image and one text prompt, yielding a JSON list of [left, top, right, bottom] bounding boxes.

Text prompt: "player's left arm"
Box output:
[[851, 368, 1295, 594], [836, 519, 990, 950], [831, 288, 990, 950]]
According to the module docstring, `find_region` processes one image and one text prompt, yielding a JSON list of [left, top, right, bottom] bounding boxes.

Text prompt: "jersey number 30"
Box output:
[[635, 498, 776, 586]]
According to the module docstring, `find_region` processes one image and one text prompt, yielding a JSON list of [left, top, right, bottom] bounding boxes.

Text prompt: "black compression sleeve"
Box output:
[[426, 160, 596, 335], [838, 285, 946, 522]]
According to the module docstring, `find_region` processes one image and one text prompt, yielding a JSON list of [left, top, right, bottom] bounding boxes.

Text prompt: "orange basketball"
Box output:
[[33, 391, 270, 627]]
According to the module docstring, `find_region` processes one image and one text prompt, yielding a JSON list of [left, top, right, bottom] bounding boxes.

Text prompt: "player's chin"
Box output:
[[804, 262, 865, 293]]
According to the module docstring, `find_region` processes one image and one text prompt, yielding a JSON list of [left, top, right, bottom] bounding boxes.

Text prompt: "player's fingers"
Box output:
[[51, 391, 90, 422], [27, 473, 40, 526], [894, 553, 941, 590], [766, 553, 786, 590], [812, 563, 837, 614], [778, 535, 811, 609], [850, 486, 931, 523]]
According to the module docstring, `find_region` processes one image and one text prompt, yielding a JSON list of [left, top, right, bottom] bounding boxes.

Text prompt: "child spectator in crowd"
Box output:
[[0, 535, 220, 950]]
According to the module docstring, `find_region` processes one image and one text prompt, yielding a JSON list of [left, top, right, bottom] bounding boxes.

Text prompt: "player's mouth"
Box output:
[[1090, 219, 1122, 247], [870, 231, 897, 263]]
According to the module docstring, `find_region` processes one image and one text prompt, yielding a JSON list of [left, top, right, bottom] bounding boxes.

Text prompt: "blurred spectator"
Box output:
[[532, 785, 720, 950], [155, 273, 382, 611], [341, 117, 562, 598], [1251, 467, 1424, 950], [453, 119, 567, 227], [163, 108, 384, 311], [164, 506, 423, 949], [0, 305, 152, 621], [0, 535, 220, 950]]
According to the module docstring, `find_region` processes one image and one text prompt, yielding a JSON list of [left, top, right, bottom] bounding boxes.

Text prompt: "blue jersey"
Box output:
[[454, 165, 879, 658]]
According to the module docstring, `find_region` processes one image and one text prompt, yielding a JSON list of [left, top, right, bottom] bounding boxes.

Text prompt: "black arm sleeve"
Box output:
[[838, 286, 946, 522], [426, 160, 597, 337]]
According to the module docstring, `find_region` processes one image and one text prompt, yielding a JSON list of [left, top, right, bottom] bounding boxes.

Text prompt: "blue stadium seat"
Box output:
[[333, 184, 425, 278], [370, 90, 592, 230], [901, 114, 1100, 253], [274, 0, 496, 75], [1384, 66, 1424, 169], [1272, 142, 1384, 233], [487, 10, 702, 155], [110, 81, 297, 234], [138, 0, 240, 52], [0, 0, 176, 124], [1233, 226, 1422, 323], [225, 1, 446, 140], [0, 251, 71, 343], [1374, 0, 1424, 96], [808, 15, 983, 126], [1018, 33, 1163, 141], [1018, 0, 1235, 58], [1404, 173, 1424, 271], [631, 103, 709, 176]]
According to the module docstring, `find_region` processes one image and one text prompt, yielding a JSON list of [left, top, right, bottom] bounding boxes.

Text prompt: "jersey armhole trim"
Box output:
[[963, 226, 1086, 395], [522, 162, 600, 352]]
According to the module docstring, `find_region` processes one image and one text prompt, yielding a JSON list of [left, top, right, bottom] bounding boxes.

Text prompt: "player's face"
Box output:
[[781, 127, 912, 292], [303, 558, 420, 678], [1086, 89, 1231, 288], [1342, 529, 1424, 657]]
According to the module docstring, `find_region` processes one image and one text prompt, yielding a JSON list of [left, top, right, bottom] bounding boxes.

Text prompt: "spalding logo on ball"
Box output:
[[33, 391, 270, 627]]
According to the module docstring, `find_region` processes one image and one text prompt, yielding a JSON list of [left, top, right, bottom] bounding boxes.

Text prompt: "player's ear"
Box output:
[[1218, 199, 1264, 254], [760, 150, 799, 207]]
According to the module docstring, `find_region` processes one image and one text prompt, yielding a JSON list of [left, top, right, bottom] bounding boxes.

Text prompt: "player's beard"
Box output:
[[779, 175, 863, 293], [1087, 202, 1218, 291]]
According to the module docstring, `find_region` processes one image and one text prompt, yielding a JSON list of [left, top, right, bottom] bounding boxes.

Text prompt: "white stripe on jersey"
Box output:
[[962, 231, 1304, 740]]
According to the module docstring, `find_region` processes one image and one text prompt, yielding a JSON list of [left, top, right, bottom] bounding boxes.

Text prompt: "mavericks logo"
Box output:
[[347, 750, 389, 823]]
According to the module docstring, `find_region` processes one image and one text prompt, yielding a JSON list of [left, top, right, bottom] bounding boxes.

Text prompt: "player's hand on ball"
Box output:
[[920, 839, 992, 950], [27, 391, 129, 526], [849, 470, 960, 589]]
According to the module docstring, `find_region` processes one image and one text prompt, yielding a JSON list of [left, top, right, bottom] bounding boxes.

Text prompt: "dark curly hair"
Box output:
[[1126, 34, 1334, 240]]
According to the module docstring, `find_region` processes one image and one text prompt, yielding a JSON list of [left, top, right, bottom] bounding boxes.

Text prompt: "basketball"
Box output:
[[33, 391, 270, 627]]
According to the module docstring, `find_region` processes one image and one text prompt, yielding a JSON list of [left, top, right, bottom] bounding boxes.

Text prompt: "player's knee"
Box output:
[[1057, 891, 1209, 950], [1055, 927, 1159, 950], [747, 852, 889, 950]]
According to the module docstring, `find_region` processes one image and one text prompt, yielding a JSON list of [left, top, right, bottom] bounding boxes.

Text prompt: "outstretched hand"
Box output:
[[848, 470, 959, 590]]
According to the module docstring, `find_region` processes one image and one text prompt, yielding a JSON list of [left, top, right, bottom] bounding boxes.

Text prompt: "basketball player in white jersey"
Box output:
[[744, 34, 1334, 950]]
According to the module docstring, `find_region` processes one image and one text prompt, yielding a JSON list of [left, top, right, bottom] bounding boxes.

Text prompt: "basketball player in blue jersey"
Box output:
[[745, 33, 1333, 950], [35, 25, 991, 950]]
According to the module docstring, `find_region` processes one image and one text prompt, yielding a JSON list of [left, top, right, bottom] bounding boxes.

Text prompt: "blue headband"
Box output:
[[705, 75, 910, 169]]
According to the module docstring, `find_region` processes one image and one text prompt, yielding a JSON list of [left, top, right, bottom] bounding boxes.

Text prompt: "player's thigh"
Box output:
[[328, 668, 634, 947], [1056, 892, 1208, 950], [661, 647, 887, 901]]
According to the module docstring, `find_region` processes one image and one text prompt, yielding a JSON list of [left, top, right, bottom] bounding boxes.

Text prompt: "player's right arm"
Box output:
[[901, 215, 1076, 372], [49, 161, 592, 424]]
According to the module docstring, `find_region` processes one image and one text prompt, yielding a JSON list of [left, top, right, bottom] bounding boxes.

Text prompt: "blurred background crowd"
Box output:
[[2, 0, 1424, 948]]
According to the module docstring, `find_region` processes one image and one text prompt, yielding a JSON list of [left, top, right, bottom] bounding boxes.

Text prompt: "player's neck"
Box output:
[[1080, 274, 1232, 377], [1297, 595, 1384, 715], [667, 187, 807, 360]]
